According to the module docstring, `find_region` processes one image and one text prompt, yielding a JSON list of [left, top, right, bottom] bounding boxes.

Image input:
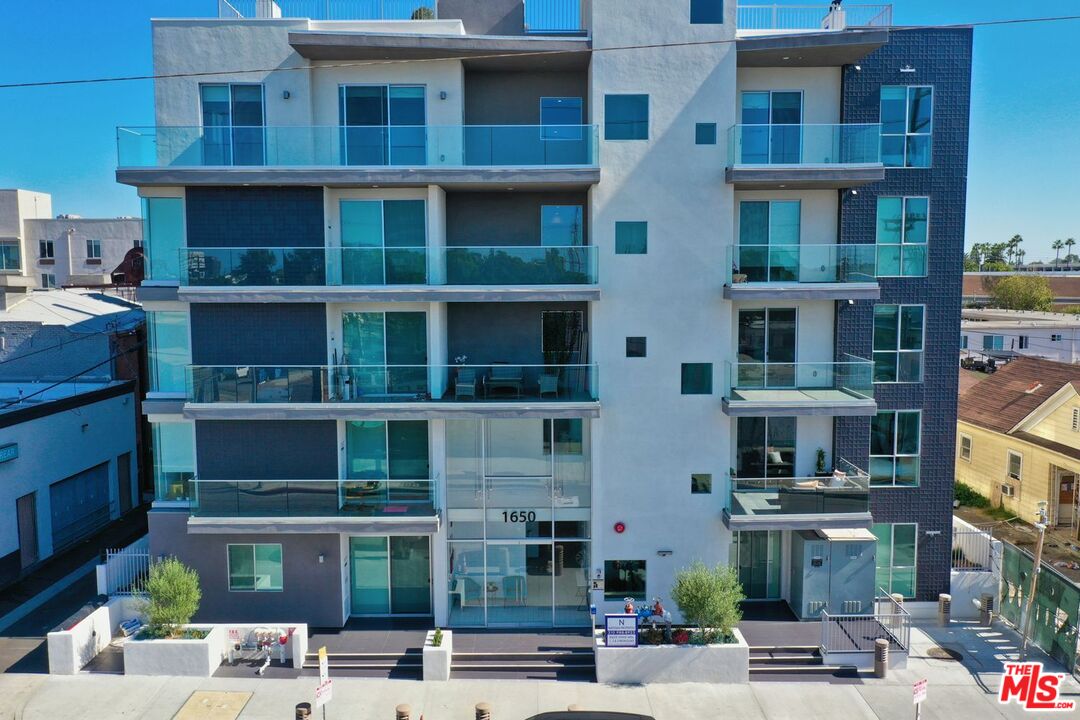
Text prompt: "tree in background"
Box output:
[[988, 274, 1054, 311], [1068, 238, 1077, 270], [1052, 239, 1065, 267], [670, 562, 744, 643], [410, 6, 435, 19], [144, 557, 202, 638]]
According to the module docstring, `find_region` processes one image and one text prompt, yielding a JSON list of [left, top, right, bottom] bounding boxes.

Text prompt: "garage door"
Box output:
[[50, 462, 111, 551]]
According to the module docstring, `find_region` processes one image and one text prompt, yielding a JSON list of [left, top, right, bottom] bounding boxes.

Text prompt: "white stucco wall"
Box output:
[[24, 218, 142, 286], [961, 326, 1080, 364], [733, 190, 838, 245]]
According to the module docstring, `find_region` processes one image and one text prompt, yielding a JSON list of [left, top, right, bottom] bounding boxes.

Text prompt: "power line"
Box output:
[[1, 16, 1079, 90], [0, 341, 144, 410]]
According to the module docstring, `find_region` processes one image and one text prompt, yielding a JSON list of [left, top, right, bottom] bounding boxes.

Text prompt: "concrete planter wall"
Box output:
[[47, 596, 144, 675], [594, 628, 749, 684], [423, 629, 452, 681], [124, 625, 224, 677]]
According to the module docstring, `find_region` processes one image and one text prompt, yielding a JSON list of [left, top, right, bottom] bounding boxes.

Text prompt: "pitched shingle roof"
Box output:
[[957, 356, 1080, 434]]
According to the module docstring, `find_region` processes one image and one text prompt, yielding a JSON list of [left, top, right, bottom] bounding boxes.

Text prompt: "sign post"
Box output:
[[913, 678, 928, 720], [315, 646, 332, 717], [604, 614, 639, 648]]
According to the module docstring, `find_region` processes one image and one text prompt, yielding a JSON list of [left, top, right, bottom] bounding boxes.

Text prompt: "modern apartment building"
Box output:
[[125, 1, 971, 628], [0, 190, 143, 308]]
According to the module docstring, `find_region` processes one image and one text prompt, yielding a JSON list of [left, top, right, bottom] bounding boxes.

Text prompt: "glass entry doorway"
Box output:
[[733, 530, 782, 600], [350, 536, 432, 616]]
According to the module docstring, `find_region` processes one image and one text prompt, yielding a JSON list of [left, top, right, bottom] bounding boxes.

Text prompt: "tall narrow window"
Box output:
[[872, 523, 917, 597], [959, 434, 972, 461], [872, 305, 924, 383], [147, 311, 191, 393], [152, 421, 195, 502], [143, 197, 185, 281], [876, 197, 928, 276], [880, 86, 933, 167], [870, 410, 921, 486]]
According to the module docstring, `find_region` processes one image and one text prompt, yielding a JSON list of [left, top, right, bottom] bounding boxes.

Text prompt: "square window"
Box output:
[[691, 473, 712, 494], [615, 221, 648, 255], [626, 336, 647, 358], [605, 94, 649, 140], [228, 543, 283, 592], [604, 560, 646, 601], [681, 363, 713, 394], [690, 0, 725, 24], [695, 122, 718, 145]]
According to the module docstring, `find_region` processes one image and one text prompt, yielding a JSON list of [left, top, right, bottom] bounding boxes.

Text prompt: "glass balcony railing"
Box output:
[[725, 244, 876, 285], [186, 364, 599, 403], [727, 124, 882, 166], [178, 245, 598, 286], [191, 478, 437, 518], [728, 458, 870, 520], [117, 125, 599, 168], [524, 0, 586, 33], [726, 356, 874, 403]]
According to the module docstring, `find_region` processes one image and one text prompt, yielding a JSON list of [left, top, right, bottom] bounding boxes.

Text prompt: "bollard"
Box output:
[[568, 705, 584, 712], [295, 703, 312, 720], [396, 704, 411, 720], [475, 702, 492, 720], [938, 593, 952, 626], [874, 638, 889, 678], [980, 592, 995, 626]]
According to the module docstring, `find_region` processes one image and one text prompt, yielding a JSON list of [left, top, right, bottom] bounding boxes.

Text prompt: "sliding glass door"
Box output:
[[201, 84, 265, 166], [341, 311, 428, 397], [738, 201, 801, 282], [344, 420, 431, 514], [737, 308, 798, 387], [350, 536, 432, 616], [741, 91, 803, 164], [734, 531, 782, 600], [340, 85, 426, 165], [736, 417, 796, 479], [340, 199, 427, 285]]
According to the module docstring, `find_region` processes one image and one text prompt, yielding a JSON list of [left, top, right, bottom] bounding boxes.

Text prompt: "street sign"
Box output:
[[604, 614, 639, 647], [913, 678, 928, 704], [315, 679, 333, 708], [318, 646, 328, 684]]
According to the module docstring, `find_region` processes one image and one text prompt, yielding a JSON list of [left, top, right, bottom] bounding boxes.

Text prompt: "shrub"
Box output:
[[410, 6, 435, 19], [143, 557, 201, 639], [955, 481, 990, 508], [670, 562, 744, 643], [432, 628, 443, 647]]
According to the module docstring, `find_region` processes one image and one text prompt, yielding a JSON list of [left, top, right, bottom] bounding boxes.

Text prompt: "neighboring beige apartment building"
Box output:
[[957, 356, 1080, 532], [0, 189, 142, 309]]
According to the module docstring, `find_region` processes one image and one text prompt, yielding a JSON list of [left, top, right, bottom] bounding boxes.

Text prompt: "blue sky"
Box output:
[[1, 1, 1078, 259]]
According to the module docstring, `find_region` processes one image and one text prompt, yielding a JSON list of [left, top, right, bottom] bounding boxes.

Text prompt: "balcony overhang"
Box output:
[[722, 393, 877, 417], [725, 165, 884, 190], [116, 166, 599, 189], [183, 401, 600, 421], [288, 31, 590, 70], [736, 29, 889, 67], [724, 281, 880, 301], [178, 285, 600, 303], [143, 395, 186, 417], [722, 508, 874, 532], [187, 514, 440, 535]]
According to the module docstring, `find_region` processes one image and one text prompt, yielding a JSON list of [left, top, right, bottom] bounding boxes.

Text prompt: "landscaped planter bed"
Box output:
[[123, 625, 224, 677], [594, 627, 750, 684]]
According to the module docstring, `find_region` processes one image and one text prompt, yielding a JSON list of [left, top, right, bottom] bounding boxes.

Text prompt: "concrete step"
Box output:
[[749, 645, 821, 655], [749, 664, 857, 675], [750, 654, 823, 666]]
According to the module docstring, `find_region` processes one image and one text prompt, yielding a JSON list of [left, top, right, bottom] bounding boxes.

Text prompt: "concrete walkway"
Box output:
[[0, 621, 1076, 720]]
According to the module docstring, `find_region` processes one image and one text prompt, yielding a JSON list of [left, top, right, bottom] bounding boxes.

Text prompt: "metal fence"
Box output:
[[219, 0, 438, 20], [737, 4, 892, 31], [820, 589, 911, 654], [953, 526, 995, 572], [103, 541, 153, 596]]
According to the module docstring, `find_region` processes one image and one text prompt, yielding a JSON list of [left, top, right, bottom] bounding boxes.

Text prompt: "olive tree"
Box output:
[[670, 562, 744, 642], [144, 557, 202, 638]]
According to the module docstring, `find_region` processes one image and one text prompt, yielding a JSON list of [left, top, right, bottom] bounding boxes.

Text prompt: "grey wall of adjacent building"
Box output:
[[185, 187, 324, 248], [195, 420, 337, 480], [148, 509, 344, 627], [464, 71, 589, 125], [189, 304, 327, 365], [438, 0, 525, 36], [445, 192, 588, 246], [447, 301, 588, 365]]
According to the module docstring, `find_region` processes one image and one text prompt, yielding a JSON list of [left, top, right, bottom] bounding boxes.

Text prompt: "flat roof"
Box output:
[[0, 379, 132, 421], [962, 308, 1080, 328], [0, 288, 143, 331]]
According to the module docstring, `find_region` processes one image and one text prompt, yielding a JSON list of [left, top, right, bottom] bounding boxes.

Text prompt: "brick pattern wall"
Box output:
[[185, 187, 324, 248], [835, 28, 973, 600], [189, 303, 327, 366], [195, 420, 338, 480]]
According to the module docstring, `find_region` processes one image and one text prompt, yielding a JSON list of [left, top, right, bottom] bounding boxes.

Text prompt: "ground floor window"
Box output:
[[871, 523, 916, 598], [227, 544, 283, 592], [604, 560, 646, 601]]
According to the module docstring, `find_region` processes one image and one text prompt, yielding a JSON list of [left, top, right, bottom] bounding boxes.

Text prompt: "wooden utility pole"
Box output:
[[1019, 502, 1048, 662]]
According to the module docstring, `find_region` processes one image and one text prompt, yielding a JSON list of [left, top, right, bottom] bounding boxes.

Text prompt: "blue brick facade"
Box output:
[[834, 28, 973, 600], [185, 187, 324, 248], [190, 303, 328, 366]]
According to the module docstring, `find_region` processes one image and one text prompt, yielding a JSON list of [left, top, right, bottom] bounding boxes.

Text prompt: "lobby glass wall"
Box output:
[[446, 418, 591, 627]]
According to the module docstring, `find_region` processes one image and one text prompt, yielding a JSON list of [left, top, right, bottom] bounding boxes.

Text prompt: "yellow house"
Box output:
[[956, 356, 1080, 531]]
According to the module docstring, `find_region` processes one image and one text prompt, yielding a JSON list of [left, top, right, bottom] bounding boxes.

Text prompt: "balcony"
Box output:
[[219, 0, 437, 19], [116, 125, 600, 188], [726, 124, 884, 189], [189, 477, 439, 533], [722, 357, 876, 416], [723, 459, 872, 531], [174, 245, 599, 302], [724, 244, 879, 301], [184, 363, 600, 419]]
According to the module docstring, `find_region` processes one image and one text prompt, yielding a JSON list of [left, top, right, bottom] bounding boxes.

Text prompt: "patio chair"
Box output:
[[487, 363, 524, 398], [455, 368, 477, 400], [539, 372, 560, 399]]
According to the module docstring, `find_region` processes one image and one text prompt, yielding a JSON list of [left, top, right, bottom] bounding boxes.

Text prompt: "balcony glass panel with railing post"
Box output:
[[728, 124, 882, 166], [190, 478, 437, 518], [726, 244, 876, 285], [726, 356, 874, 404], [185, 364, 599, 404], [117, 125, 599, 169], [727, 458, 870, 520]]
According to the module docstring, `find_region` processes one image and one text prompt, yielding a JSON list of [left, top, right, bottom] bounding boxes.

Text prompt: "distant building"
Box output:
[[956, 357, 1079, 534], [961, 308, 1080, 364], [963, 271, 1080, 309], [0, 189, 142, 309], [0, 289, 145, 588]]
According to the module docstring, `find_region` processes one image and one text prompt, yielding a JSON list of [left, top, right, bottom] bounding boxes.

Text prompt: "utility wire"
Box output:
[[0, 341, 144, 410], [1, 15, 1080, 90]]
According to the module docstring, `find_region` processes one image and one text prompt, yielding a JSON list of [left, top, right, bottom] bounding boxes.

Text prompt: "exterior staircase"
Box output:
[[451, 649, 595, 680], [749, 645, 858, 679], [302, 650, 422, 678]]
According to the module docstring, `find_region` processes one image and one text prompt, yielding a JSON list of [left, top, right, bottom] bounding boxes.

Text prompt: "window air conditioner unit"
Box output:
[[1001, 484, 1015, 497]]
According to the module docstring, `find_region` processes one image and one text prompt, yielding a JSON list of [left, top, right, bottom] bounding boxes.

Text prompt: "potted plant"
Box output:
[[814, 448, 830, 477], [732, 262, 748, 284], [423, 627, 452, 681]]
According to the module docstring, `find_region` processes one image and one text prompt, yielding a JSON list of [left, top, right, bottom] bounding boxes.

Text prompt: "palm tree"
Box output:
[[1053, 239, 1065, 269], [1009, 234, 1024, 270], [1068, 238, 1077, 270], [1016, 248, 1026, 270]]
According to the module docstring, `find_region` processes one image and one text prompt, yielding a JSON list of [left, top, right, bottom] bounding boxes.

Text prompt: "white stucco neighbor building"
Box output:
[[961, 308, 1080, 364]]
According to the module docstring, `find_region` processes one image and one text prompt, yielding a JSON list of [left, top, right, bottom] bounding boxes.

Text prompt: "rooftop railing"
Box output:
[[219, 0, 437, 20], [524, 0, 588, 34], [117, 125, 599, 169], [728, 123, 882, 166], [737, 4, 892, 31], [726, 243, 876, 285], [191, 478, 438, 518]]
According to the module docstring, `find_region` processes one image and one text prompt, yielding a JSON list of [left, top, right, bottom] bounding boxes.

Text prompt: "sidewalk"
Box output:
[[0, 620, 1076, 720]]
